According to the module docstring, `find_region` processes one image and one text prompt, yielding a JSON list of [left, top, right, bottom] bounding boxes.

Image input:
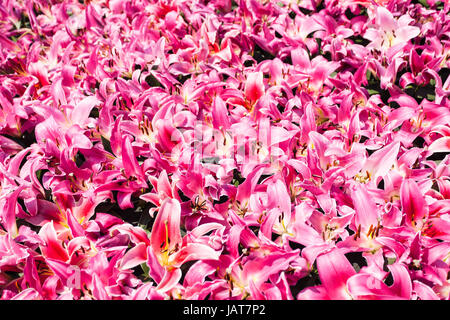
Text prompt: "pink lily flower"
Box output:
[[0, 0, 449, 301], [120, 198, 221, 293], [400, 178, 429, 231], [0, 185, 26, 237], [298, 247, 414, 300], [139, 170, 175, 213], [0, 232, 29, 270], [291, 47, 339, 97], [297, 248, 356, 300], [364, 7, 420, 52], [400, 49, 444, 88], [347, 263, 413, 300]]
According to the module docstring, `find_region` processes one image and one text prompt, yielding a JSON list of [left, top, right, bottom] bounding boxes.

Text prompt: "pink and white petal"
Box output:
[[297, 285, 330, 300], [156, 268, 183, 292], [375, 7, 396, 31], [350, 182, 379, 231], [400, 179, 428, 229], [244, 72, 265, 103], [428, 136, 450, 153], [387, 264, 412, 299], [413, 281, 440, 300], [394, 26, 421, 44], [171, 243, 220, 267], [10, 288, 41, 300], [151, 198, 182, 255], [120, 242, 148, 270], [316, 248, 355, 300], [347, 273, 398, 299]]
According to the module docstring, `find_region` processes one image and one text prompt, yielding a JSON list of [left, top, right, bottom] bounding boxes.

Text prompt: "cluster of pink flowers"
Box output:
[[0, 0, 449, 300]]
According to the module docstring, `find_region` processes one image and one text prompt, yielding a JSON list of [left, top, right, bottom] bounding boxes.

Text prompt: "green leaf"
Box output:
[[231, 169, 245, 187], [418, 0, 430, 8], [36, 169, 48, 183], [367, 88, 380, 95], [387, 257, 396, 265]]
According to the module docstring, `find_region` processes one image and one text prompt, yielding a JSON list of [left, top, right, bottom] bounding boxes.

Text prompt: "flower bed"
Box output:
[[0, 0, 449, 300]]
